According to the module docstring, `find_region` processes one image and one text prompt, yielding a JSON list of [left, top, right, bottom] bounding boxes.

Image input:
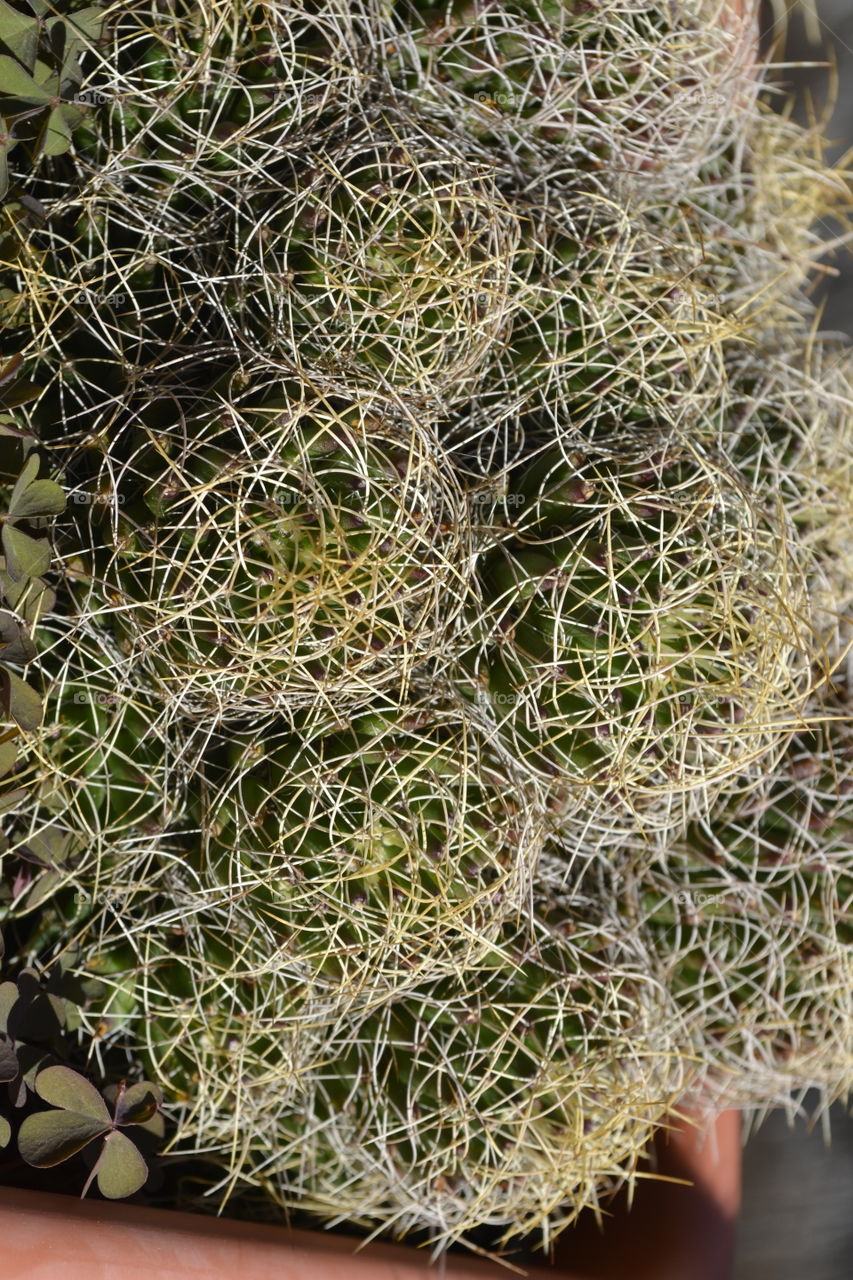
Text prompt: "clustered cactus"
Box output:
[[1, 0, 851, 1265]]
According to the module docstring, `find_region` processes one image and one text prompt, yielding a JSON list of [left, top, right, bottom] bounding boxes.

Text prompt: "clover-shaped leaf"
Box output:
[[10, 1041, 55, 1104], [17, 824, 74, 870], [107, 1080, 164, 1135], [9, 478, 65, 519], [19, 1066, 159, 1199], [0, 784, 28, 815], [59, 6, 104, 61], [40, 103, 74, 156], [0, 568, 56, 627], [0, 378, 42, 409], [0, 1113, 10, 1148], [47, 12, 64, 67], [18, 1066, 111, 1166], [34, 1063, 109, 1116], [0, 979, 16, 1032], [0, 608, 36, 664], [86, 1129, 148, 1200], [0, 353, 23, 388], [8, 451, 38, 502], [6, 968, 67, 1043], [0, 560, 28, 609], [18, 579, 55, 626], [0, 52, 52, 103]]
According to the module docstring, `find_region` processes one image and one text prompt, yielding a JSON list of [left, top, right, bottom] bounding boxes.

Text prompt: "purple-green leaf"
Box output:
[[34, 1065, 111, 1123], [8, 478, 65, 519], [18, 579, 55, 626], [112, 1080, 163, 1127], [2, 524, 50, 581], [0, 0, 39, 71], [18, 1108, 108, 1167], [0, 739, 17, 777], [39, 104, 72, 157], [8, 452, 39, 508], [0, 53, 50, 102], [0, 353, 23, 387], [0, 668, 43, 731], [0, 380, 43, 409], [0, 564, 28, 609], [0, 609, 35, 664], [0, 783, 25, 813], [0, 1033, 18, 1081], [91, 1129, 148, 1200], [0, 981, 16, 1032]]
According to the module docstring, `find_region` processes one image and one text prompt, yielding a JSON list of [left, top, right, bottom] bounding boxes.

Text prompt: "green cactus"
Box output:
[[68, 386, 472, 724], [621, 691, 853, 1108], [74, 870, 688, 1252], [0, 0, 851, 1262], [191, 698, 546, 1002], [206, 110, 522, 406], [455, 438, 820, 851], [71, 694, 547, 1062]]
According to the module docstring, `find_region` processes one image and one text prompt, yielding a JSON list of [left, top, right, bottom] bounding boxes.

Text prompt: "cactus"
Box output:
[[73, 862, 689, 1252], [619, 685, 853, 1110], [456, 436, 821, 852], [203, 109, 522, 407], [191, 697, 547, 1002], [65, 692, 548, 1049], [0, 0, 851, 1266], [68, 384, 473, 724]]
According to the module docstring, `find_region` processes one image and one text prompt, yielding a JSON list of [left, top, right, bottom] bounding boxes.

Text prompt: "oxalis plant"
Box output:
[[0, 926, 164, 1199], [0, 0, 852, 1267]]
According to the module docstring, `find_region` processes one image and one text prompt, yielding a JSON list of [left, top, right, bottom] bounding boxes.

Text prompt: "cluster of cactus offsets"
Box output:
[[1, 0, 852, 1263]]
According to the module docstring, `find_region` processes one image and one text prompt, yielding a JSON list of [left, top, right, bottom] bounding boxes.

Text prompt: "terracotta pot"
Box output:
[[0, 1110, 740, 1280]]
